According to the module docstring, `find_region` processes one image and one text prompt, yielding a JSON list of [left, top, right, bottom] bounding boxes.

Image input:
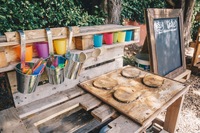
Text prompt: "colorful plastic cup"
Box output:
[[35, 42, 49, 58], [113, 32, 118, 43], [15, 44, 33, 62], [103, 32, 113, 45], [125, 30, 133, 41], [53, 39, 66, 55], [93, 34, 103, 47], [117, 31, 126, 43]]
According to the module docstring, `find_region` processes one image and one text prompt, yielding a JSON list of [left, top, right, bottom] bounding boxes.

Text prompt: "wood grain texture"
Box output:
[[23, 93, 90, 128], [0, 107, 27, 133], [91, 104, 116, 122], [80, 93, 101, 111], [145, 8, 186, 78], [164, 96, 185, 133], [79, 66, 188, 125], [17, 86, 84, 119], [108, 115, 141, 133]]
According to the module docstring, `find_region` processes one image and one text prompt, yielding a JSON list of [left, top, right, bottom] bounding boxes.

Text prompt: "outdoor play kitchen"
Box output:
[[0, 8, 196, 133]]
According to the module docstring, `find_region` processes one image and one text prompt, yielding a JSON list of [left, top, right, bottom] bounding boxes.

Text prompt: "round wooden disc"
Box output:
[[143, 75, 164, 88], [121, 67, 140, 78], [113, 86, 141, 103], [93, 77, 118, 90]]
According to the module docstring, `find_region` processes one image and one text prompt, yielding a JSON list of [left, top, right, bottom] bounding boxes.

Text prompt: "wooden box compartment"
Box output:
[[75, 35, 94, 50]]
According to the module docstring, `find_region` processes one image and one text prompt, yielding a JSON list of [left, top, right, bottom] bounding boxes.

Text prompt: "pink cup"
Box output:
[[35, 42, 49, 59], [103, 33, 113, 45]]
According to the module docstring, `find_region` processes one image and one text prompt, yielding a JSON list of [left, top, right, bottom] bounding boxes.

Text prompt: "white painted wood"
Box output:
[[17, 86, 84, 119], [0, 107, 27, 133], [23, 93, 89, 128]]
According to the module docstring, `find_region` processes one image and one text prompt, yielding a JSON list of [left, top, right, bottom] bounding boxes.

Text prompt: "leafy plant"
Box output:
[[0, 0, 105, 35], [191, 0, 200, 41], [121, 0, 167, 24]]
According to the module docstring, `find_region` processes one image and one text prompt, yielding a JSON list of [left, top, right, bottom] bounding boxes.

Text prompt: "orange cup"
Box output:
[[15, 45, 33, 62]]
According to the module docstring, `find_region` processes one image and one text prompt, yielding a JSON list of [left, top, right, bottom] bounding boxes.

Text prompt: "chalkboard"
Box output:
[[146, 9, 186, 78], [154, 18, 182, 76]]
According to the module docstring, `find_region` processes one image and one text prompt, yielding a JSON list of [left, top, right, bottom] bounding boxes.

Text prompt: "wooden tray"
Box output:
[[79, 66, 186, 125]]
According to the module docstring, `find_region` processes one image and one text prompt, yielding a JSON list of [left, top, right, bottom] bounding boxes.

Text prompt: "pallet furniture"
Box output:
[[0, 77, 189, 133], [0, 25, 189, 133]]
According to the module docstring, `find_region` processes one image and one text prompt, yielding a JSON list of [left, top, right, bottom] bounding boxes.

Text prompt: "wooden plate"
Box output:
[[93, 77, 118, 90], [143, 75, 164, 88], [121, 67, 140, 78], [113, 86, 141, 103]]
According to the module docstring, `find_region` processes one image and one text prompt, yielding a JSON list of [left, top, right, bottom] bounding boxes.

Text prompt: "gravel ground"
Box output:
[[176, 74, 200, 133]]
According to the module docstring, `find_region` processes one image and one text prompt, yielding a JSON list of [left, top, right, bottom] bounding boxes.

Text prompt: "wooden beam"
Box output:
[[91, 104, 116, 122], [80, 93, 102, 111], [164, 96, 185, 133]]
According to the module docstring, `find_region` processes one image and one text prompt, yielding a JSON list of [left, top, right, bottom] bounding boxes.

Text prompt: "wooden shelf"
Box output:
[[73, 24, 140, 37], [0, 25, 139, 47], [0, 40, 138, 73], [71, 40, 139, 54]]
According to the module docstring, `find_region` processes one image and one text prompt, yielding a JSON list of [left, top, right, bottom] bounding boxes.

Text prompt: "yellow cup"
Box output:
[[53, 39, 67, 55], [117, 31, 126, 43]]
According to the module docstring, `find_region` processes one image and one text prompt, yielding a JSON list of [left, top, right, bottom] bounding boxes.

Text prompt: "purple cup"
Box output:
[[35, 42, 49, 59]]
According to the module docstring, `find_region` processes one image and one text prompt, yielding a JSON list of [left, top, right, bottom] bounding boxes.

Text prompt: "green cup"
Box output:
[[113, 32, 118, 43]]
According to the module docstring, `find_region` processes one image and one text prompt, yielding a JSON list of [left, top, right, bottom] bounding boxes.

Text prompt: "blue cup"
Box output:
[[93, 34, 103, 47], [125, 30, 133, 41]]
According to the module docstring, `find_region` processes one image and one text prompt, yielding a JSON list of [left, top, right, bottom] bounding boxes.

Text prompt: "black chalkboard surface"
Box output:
[[146, 8, 186, 78], [154, 18, 182, 76]]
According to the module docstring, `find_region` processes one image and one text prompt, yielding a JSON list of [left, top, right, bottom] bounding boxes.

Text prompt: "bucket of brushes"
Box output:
[[15, 30, 46, 94]]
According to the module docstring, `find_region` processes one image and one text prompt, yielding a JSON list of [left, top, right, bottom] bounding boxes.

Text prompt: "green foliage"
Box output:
[[191, 0, 200, 41], [121, 0, 167, 24], [0, 0, 105, 35], [123, 56, 135, 66]]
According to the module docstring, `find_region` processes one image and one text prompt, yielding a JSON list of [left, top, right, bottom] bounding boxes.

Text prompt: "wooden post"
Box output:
[[191, 28, 200, 67], [164, 95, 185, 133]]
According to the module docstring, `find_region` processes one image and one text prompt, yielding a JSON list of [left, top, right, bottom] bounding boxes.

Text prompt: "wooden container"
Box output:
[[75, 35, 94, 50]]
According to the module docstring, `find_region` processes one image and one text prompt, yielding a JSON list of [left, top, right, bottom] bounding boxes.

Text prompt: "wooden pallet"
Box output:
[[0, 83, 189, 133]]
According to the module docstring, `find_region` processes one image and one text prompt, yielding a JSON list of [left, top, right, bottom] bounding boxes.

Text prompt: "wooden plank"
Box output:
[[108, 115, 141, 133], [152, 118, 164, 127], [74, 24, 140, 37], [23, 93, 90, 128], [80, 57, 123, 82], [17, 86, 84, 119], [174, 69, 191, 82], [0, 107, 27, 133], [38, 109, 94, 133], [3, 27, 78, 44], [73, 119, 102, 133], [91, 104, 116, 122], [163, 96, 185, 133], [37, 107, 82, 133], [79, 66, 189, 126], [80, 93, 101, 111], [0, 25, 139, 47]]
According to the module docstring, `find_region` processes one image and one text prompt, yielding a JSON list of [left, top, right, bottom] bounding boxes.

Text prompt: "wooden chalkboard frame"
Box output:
[[145, 8, 186, 78]]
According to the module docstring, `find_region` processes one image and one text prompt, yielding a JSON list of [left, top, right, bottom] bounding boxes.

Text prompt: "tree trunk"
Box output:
[[168, 0, 196, 47], [101, 0, 122, 24]]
